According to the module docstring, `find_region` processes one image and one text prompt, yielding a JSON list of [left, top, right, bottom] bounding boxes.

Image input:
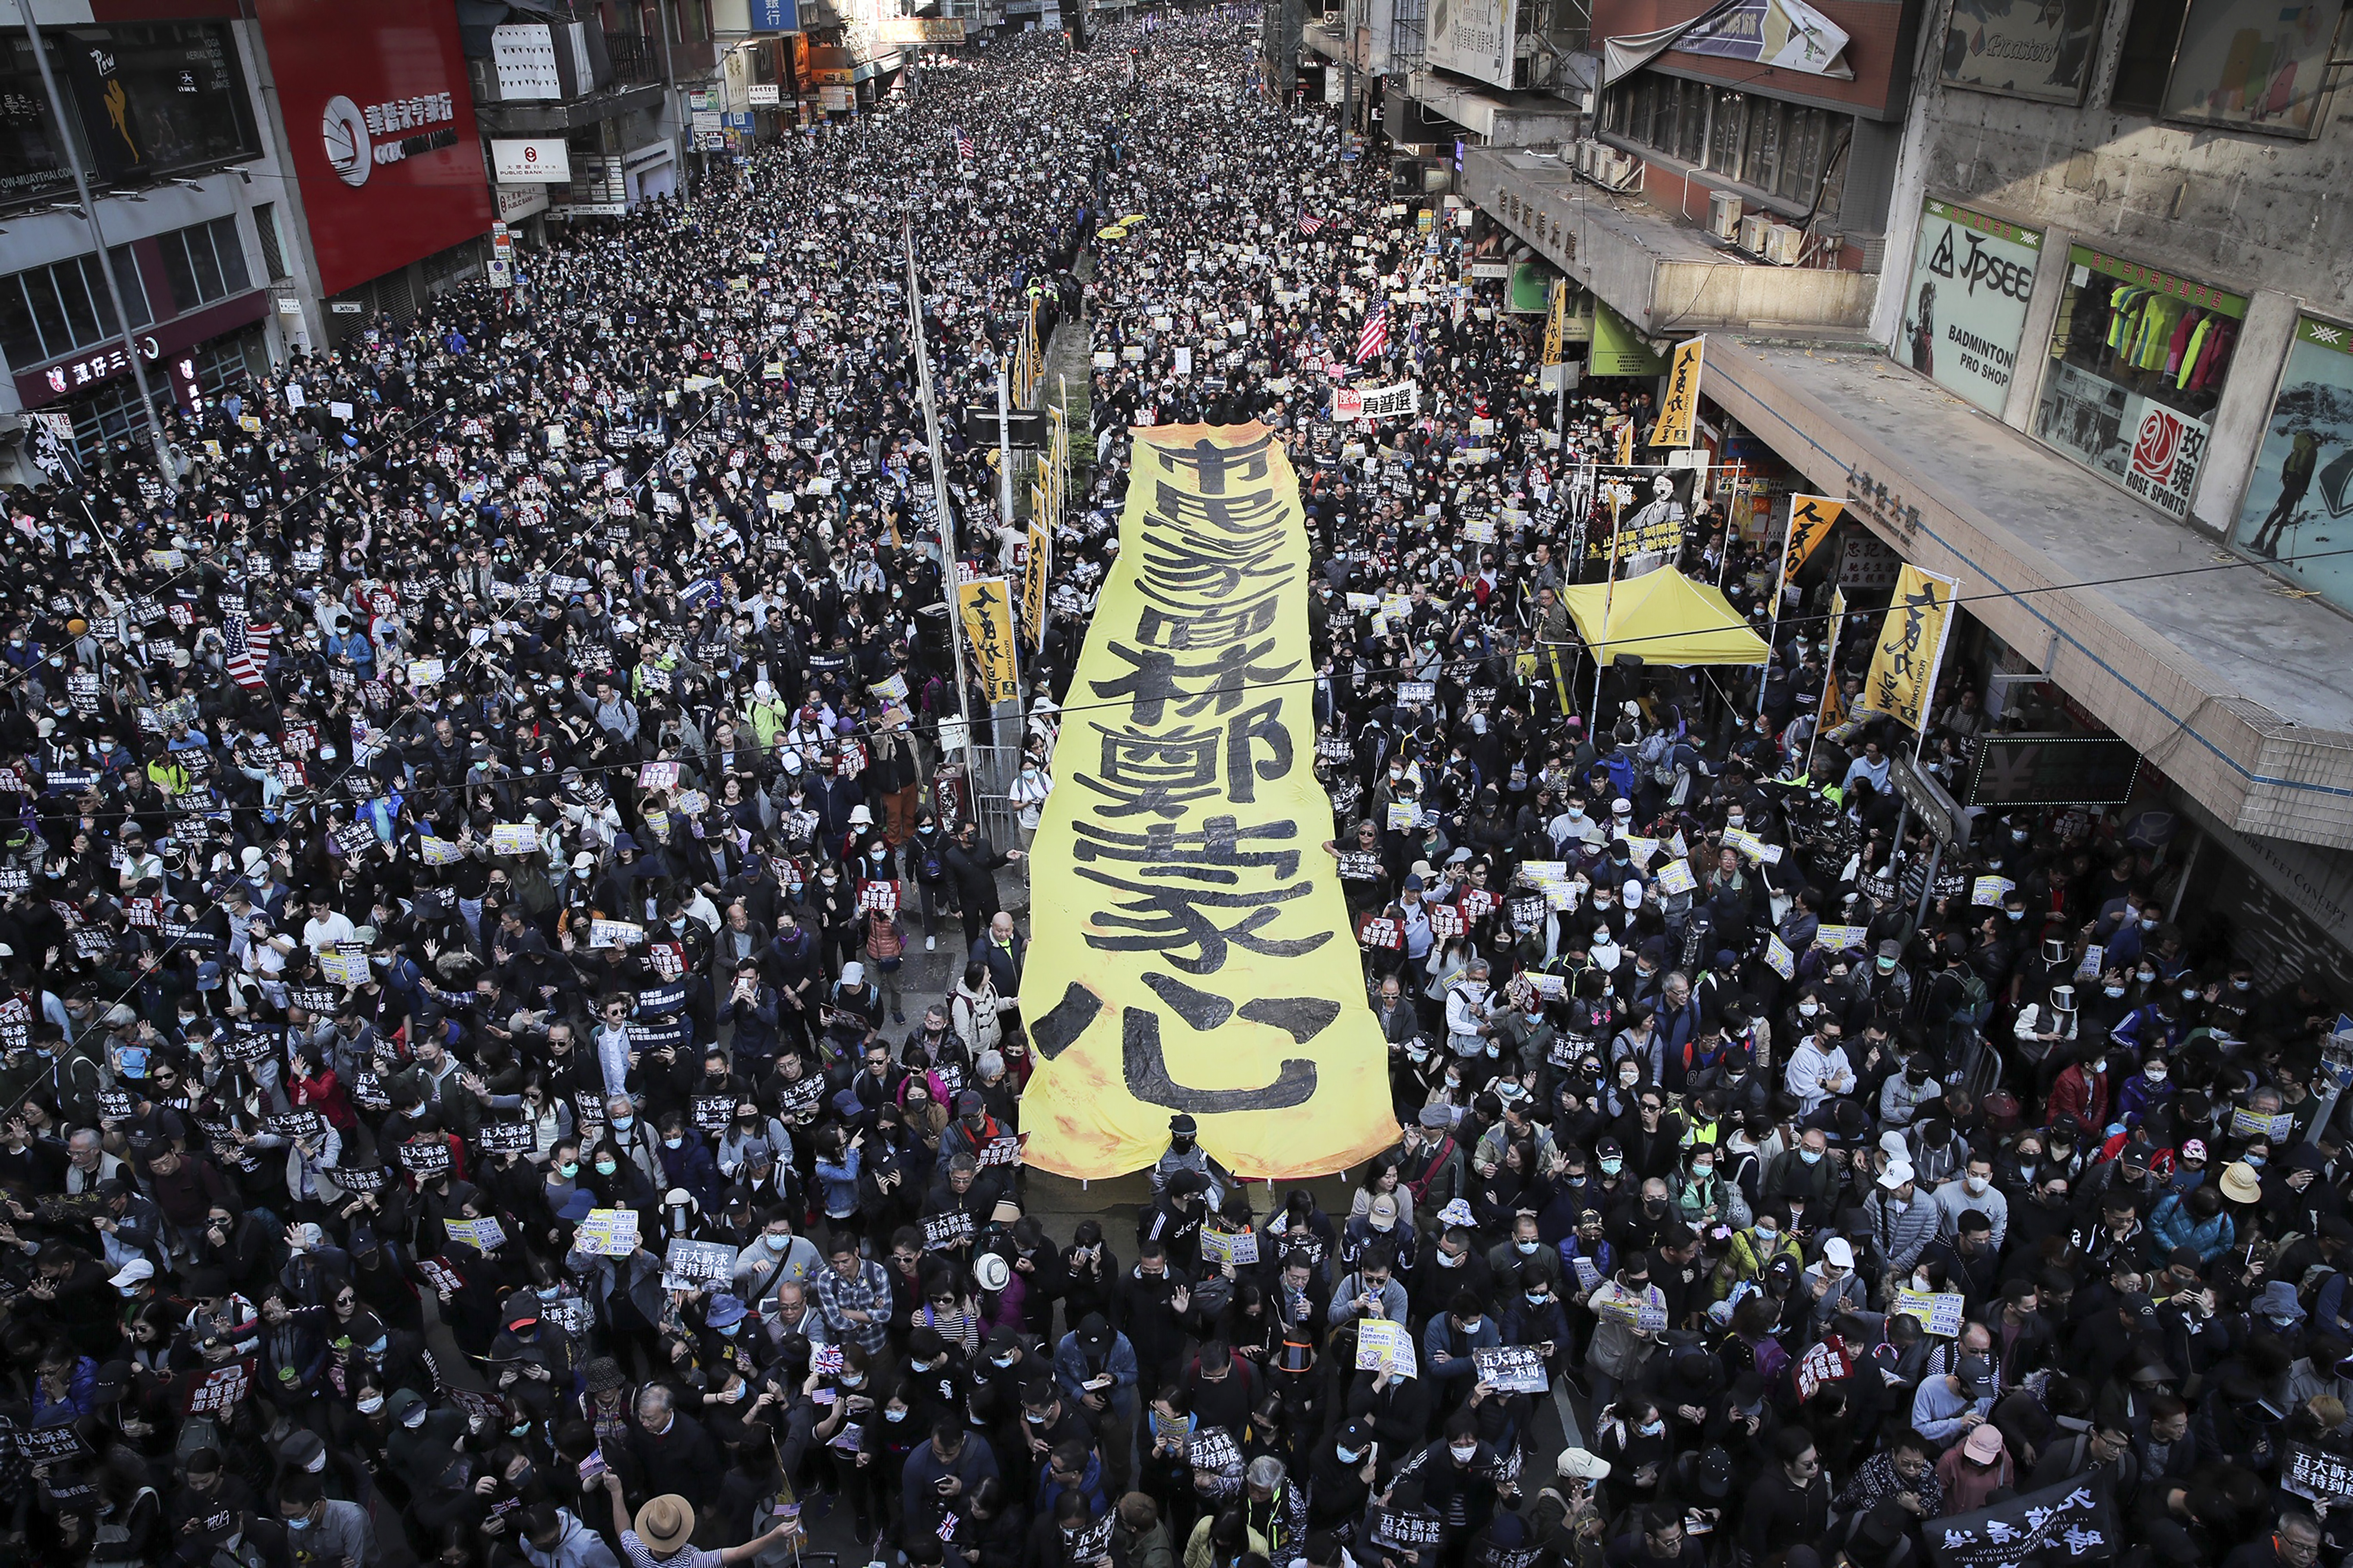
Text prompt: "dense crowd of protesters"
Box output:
[[0, 11, 2342, 1568]]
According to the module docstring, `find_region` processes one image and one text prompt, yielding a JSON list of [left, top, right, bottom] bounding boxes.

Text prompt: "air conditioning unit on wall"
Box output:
[[1762, 222, 1804, 265], [1737, 212, 1770, 253], [1595, 147, 1641, 190], [1707, 190, 1742, 242]]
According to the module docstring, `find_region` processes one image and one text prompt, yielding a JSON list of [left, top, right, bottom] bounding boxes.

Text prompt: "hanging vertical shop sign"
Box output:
[[1897, 198, 2044, 416], [2232, 315, 2353, 614], [2032, 246, 2245, 521], [1018, 423, 1399, 1180]]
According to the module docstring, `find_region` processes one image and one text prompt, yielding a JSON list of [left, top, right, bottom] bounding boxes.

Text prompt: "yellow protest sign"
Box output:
[[1860, 564, 1958, 732], [955, 577, 1021, 703], [1022, 522, 1051, 652], [1542, 279, 1566, 367], [1782, 493, 1844, 584], [1615, 416, 1635, 467], [1649, 336, 1704, 448], [1018, 423, 1399, 1180]]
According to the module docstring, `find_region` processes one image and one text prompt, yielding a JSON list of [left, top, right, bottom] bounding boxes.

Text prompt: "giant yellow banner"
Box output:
[[1018, 423, 1398, 1180], [956, 578, 1021, 703], [1861, 564, 1958, 733]]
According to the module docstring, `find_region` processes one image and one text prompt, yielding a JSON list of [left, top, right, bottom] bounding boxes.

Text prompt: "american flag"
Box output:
[[953, 127, 973, 160], [1298, 212, 1326, 235], [1355, 301, 1388, 364], [223, 620, 271, 691]]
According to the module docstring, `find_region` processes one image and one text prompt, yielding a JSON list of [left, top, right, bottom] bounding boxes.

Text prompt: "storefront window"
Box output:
[[157, 216, 251, 316], [2231, 315, 2353, 609], [2031, 245, 2246, 520], [0, 246, 144, 371], [1894, 198, 2045, 416]]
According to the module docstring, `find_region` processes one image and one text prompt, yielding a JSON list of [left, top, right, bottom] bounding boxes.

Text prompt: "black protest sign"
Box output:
[[17, 1421, 90, 1465], [693, 1094, 736, 1133], [331, 1162, 386, 1193], [921, 1208, 976, 1251], [475, 1120, 537, 1154], [1472, 1345, 1547, 1394], [399, 1135, 453, 1176], [1925, 1478, 2117, 1568], [663, 1237, 738, 1288]]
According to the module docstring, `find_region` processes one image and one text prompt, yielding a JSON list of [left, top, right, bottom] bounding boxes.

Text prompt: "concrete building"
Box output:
[[0, 5, 297, 474], [1458, 0, 2353, 977]]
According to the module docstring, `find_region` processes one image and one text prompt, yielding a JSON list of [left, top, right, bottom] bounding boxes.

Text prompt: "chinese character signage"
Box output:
[[1649, 337, 1704, 448], [956, 578, 1022, 704], [1860, 563, 1958, 733], [2033, 245, 2244, 521], [1780, 493, 1843, 587], [1926, 1477, 2117, 1568], [253, 0, 496, 298], [1016, 423, 1399, 1180]]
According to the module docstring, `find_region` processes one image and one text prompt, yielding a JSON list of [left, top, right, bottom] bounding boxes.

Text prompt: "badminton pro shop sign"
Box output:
[[1019, 424, 1399, 1180], [254, 0, 497, 298]]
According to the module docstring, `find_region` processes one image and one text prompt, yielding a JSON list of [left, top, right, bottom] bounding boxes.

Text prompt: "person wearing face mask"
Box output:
[[1149, 1112, 1233, 1209], [2116, 1051, 2177, 1128], [1583, 1252, 1666, 1417], [2047, 1046, 2113, 1141], [275, 1471, 378, 1565]]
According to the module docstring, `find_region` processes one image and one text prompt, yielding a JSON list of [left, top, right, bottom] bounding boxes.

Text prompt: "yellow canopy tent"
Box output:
[[1558, 569, 1770, 665]]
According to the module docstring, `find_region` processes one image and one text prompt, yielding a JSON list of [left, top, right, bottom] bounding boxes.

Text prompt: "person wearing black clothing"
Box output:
[[1737, 1430, 1831, 1566], [1112, 1244, 1193, 1391], [944, 823, 1021, 950]]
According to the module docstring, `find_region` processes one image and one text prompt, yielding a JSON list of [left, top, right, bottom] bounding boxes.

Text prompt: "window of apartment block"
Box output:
[[159, 216, 253, 317], [0, 246, 146, 370], [2111, 0, 2190, 114]]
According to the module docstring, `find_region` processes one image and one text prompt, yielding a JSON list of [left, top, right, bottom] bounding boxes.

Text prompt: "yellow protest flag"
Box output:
[[1860, 565, 1958, 733], [1542, 280, 1566, 367], [1022, 522, 1051, 652], [1615, 415, 1636, 467], [1782, 493, 1844, 584], [1018, 422, 1399, 1180], [955, 577, 1022, 704], [1648, 337, 1704, 448]]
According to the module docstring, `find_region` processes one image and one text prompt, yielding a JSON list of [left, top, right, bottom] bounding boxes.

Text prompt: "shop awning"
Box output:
[[1559, 569, 1770, 665]]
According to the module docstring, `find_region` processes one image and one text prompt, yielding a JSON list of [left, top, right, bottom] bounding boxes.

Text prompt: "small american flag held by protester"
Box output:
[[1355, 301, 1388, 364]]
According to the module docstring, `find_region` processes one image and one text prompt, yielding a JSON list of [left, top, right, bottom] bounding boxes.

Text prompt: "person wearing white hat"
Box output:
[[1802, 1235, 1867, 1335], [1864, 1161, 1938, 1283]]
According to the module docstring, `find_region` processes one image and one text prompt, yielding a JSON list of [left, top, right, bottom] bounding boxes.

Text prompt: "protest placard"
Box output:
[[1473, 1345, 1547, 1393], [664, 1238, 739, 1290], [1199, 1226, 1260, 1268], [444, 1217, 507, 1252], [1355, 1317, 1418, 1378], [577, 1209, 640, 1257], [1893, 1289, 1967, 1337]]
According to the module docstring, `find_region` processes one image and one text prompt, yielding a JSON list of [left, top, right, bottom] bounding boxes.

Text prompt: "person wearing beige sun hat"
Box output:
[[597, 1470, 800, 1566], [2219, 1161, 2265, 1206]]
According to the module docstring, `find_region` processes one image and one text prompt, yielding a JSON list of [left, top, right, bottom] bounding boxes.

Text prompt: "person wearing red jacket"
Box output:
[[2046, 1046, 2113, 1140]]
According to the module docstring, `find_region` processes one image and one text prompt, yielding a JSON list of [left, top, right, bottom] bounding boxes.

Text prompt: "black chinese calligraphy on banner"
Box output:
[[1017, 422, 1398, 1179]]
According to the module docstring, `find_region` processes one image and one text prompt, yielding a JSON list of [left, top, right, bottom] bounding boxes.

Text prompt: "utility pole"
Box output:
[[997, 359, 1015, 531], [901, 224, 983, 792], [16, 0, 176, 489]]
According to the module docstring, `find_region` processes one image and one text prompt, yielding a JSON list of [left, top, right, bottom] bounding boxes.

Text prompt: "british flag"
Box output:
[[1299, 212, 1326, 235], [222, 619, 270, 691], [1355, 300, 1389, 365]]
